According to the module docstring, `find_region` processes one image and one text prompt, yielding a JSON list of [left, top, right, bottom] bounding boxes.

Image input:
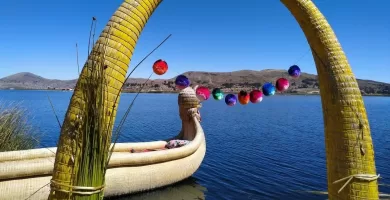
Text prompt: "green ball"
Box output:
[[212, 88, 224, 100]]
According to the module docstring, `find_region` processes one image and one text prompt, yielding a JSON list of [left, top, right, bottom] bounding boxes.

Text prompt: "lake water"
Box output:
[[0, 90, 389, 200]]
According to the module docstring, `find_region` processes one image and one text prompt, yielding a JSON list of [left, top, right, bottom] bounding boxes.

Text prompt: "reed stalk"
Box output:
[[49, 18, 112, 199], [70, 52, 111, 200]]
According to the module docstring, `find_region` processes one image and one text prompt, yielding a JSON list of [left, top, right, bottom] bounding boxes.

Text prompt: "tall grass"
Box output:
[[0, 102, 39, 152]]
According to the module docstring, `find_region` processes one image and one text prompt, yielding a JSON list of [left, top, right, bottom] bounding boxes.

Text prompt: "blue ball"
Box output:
[[262, 82, 276, 96]]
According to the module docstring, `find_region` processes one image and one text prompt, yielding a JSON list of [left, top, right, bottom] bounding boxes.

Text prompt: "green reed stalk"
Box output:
[[71, 19, 112, 200], [72, 60, 110, 200]]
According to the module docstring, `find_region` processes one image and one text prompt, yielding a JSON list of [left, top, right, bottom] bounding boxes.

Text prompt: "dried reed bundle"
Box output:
[[49, 1, 166, 197]]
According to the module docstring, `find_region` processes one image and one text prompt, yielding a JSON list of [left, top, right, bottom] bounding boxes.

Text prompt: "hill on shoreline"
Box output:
[[0, 70, 389, 95], [0, 72, 77, 90]]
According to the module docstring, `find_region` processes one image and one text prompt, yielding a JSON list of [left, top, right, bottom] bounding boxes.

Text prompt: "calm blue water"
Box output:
[[0, 90, 389, 200]]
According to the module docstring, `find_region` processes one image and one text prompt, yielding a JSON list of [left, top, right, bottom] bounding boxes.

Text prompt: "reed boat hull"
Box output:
[[0, 118, 205, 200]]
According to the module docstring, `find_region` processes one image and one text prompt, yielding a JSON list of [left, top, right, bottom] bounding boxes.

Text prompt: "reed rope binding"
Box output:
[[333, 174, 380, 193], [50, 179, 105, 195]]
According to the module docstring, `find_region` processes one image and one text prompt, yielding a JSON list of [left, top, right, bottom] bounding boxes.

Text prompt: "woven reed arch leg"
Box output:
[[49, 0, 163, 199], [281, 0, 378, 199]]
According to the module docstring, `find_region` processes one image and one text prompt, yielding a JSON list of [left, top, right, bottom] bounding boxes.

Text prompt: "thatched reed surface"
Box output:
[[0, 117, 205, 200], [281, 0, 378, 199], [0, 123, 204, 180], [0, 142, 168, 163]]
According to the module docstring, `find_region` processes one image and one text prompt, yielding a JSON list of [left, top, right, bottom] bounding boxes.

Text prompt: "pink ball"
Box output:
[[196, 86, 210, 101], [276, 78, 290, 92]]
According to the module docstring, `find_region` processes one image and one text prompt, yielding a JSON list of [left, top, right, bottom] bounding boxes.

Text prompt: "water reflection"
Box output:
[[105, 177, 206, 200]]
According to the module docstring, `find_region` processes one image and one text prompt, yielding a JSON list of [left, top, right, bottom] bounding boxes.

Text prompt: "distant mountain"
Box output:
[[0, 72, 77, 90], [1, 70, 389, 95]]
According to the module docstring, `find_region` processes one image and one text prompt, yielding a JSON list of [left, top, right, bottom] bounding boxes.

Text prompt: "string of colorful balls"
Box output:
[[153, 59, 301, 106]]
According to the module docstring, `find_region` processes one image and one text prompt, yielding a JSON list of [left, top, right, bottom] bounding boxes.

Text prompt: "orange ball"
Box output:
[[238, 90, 250, 105], [153, 59, 168, 75]]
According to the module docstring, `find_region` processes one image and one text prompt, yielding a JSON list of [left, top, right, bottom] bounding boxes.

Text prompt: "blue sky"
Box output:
[[0, 0, 389, 82]]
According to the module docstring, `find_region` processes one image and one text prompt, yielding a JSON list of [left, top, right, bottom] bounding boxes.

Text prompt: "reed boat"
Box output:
[[0, 87, 206, 200]]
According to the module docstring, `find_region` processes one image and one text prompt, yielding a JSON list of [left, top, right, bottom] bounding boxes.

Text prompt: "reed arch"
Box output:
[[51, 0, 379, 199]]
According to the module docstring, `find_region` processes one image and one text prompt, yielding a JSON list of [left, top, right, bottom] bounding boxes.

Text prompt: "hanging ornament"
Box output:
[[175, 75, 190, 89], [152, 59, 168, 75], [196, 86, 211, 102], [262, 82, 276, 96], [238, 90, 250, 105], [288, 65, 301, 78], [225, 94, 237, 106], [276, 78, 290, 92], [212, 88, 224, 100], [249, 89, 263, 103]]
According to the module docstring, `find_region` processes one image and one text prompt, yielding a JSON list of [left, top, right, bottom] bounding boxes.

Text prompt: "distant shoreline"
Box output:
[[1, 89, 389, 97], [2, 71, 389, 96]]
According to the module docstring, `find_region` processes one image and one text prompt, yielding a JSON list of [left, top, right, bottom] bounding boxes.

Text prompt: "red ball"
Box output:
[[276, 78, 290, 92], [249, 90, 263, 103], [238, 90, 250, 105], [153, 59, 168, 75]]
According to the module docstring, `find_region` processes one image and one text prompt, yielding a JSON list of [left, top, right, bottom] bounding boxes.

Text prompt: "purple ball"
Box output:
[[175, 75, 190, 89], [288, 65, 301, 78], [225, 94, 237, 106]]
